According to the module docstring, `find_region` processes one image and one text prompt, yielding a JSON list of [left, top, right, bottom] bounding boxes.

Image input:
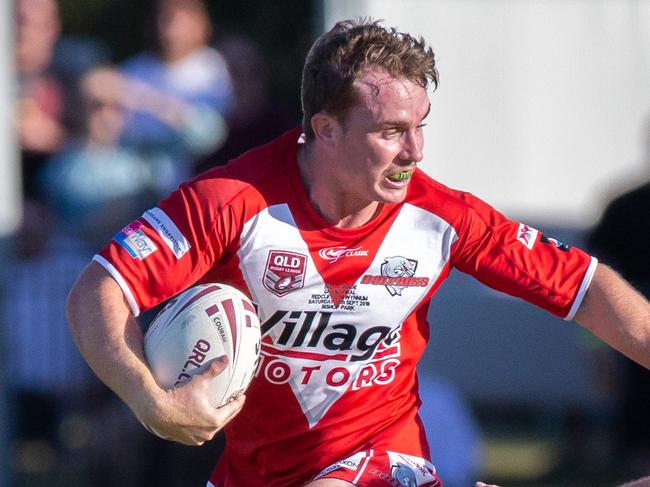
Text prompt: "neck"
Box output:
[[297, 144, 381, 229]]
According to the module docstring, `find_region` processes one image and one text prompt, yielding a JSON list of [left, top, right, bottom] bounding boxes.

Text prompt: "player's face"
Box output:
[[331, 68, 430, 207]]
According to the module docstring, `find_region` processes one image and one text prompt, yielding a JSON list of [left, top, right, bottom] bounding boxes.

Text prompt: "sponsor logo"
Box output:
[[143, 207, 191, 259], [209, 314, 227, 343], [261, 310, 400, 363], [257, 354, 400, 390], [316, 453, 363, 478], [517, 223, 538, 250], [361, 256, 429, 296], [114, 221, 157, 260], [257, 309, 403, 426], [263, 250, 307, 297], [337, 458, 361, 470], [318, 246, 369, 263], [541, 234, 571, 252]]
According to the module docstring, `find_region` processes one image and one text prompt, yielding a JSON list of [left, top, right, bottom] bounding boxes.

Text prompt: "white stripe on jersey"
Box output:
[[565, 256, 599, 321], [93, 254, 141, 316], [353, 449, 375, 484]]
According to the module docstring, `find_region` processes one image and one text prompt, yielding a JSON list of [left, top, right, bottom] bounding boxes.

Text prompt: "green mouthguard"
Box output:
[[388, 171, 411, 182]]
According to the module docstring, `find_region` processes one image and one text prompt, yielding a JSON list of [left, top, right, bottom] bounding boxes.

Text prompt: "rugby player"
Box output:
[[67, 19, 650, 486]]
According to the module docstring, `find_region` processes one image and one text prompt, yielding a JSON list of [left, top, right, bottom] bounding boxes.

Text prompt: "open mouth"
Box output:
[[386, 170, 413, 182]]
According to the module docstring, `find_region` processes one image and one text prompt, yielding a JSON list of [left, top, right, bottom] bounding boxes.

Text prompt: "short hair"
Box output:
[[300, 18, 438, 142]]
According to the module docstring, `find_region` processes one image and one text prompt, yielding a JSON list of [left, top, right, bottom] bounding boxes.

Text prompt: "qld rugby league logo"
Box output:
[[263, 250, 307, 297]]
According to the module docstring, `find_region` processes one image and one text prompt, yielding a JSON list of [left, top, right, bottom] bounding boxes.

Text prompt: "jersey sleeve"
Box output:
[[449, 191, 598, 320], [94, 175, 246, 316]]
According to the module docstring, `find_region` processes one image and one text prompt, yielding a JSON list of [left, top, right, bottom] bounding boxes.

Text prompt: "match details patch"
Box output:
[[143, 207, 191, 259], [516, 223, 538, 250], [113, 221, 157, 260]]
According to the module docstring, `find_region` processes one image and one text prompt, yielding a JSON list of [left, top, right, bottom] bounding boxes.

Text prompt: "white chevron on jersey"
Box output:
[[237, 204, 315, 321], [237, 203, 458, 427]]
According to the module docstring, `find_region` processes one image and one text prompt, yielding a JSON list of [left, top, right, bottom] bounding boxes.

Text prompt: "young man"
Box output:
[[67, 19, 650, 487]]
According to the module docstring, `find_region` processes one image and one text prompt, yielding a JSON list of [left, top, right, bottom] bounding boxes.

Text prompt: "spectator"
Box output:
[[15, 0, 109, 200], [38, 65, 157, 249], [15, 0, 67, 199], [120, 0, 232, 191]]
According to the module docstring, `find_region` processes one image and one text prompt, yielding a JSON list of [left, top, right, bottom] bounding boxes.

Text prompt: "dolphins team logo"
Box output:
[[380, 256, 418, 296], [360, 256, 429, 296]]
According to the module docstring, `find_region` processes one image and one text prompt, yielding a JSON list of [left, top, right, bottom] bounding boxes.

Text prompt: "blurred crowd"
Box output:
[[6, 0, 299, 485], [4, 0, 650, 486], [15, 0, 300, 249]]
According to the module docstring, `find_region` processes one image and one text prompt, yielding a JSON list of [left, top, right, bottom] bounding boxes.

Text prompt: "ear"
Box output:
[[310, 111, 341, 146]]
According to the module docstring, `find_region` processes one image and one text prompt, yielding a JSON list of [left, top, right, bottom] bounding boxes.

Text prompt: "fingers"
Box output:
[[217, 394, 246, 422], [198, 355, 230, 379], [476, 482, 500, 487], [177, 394, 246, 446], [139, 355, 242, 446]]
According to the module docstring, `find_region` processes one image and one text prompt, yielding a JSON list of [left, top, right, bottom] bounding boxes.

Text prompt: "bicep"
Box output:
[[66, 261, 166, 418], [66, 261, 134, 340]]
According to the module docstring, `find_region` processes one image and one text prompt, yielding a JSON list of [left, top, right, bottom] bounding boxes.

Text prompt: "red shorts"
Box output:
[[312, 450, 442, 486]]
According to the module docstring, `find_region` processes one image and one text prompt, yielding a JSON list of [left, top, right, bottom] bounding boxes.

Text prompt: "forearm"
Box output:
[[66, 261, 246, 444], [574, 264, 650, 369], [66, 262, 163, 422]]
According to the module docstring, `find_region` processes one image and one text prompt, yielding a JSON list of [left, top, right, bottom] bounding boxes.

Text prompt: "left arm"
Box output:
[[574, 263, 650, 369]]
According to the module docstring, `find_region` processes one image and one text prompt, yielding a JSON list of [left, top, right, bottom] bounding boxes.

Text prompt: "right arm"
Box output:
[[66, 261, 244, 445]]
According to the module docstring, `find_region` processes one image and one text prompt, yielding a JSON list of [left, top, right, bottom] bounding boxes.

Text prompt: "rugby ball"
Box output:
[[144, 283, 261, 410]]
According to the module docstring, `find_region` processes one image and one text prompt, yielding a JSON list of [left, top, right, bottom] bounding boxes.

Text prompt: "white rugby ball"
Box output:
[[144, 283, 261, 410]]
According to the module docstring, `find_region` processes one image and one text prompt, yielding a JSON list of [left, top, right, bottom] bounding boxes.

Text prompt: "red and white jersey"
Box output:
[[95, 128, 597, 486]]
